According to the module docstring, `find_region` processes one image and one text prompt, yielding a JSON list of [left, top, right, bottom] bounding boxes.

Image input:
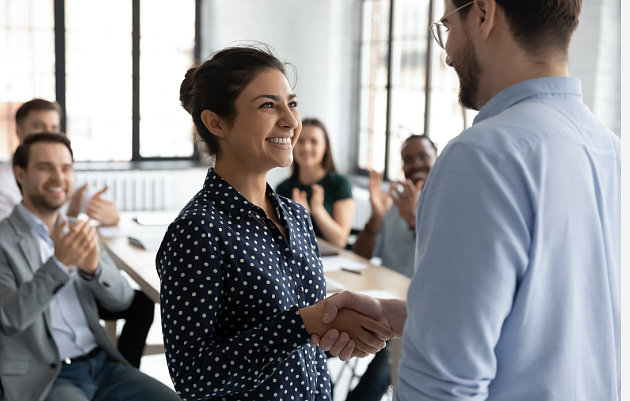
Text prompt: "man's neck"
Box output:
[[476, 47, 569, 110], [21, 199, 59, 233]]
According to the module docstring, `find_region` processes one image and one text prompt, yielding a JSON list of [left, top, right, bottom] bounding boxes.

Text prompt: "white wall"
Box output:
[[199, 0, 362, 186], [569, 0, 621, 136]]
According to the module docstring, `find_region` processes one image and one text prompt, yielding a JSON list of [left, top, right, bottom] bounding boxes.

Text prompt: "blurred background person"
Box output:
[[276, 118, 355, 247], [0, 98, 152, 368]]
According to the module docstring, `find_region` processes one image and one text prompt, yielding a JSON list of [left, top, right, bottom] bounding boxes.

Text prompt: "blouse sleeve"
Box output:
[[156, 219, 311, 399], [333, 174, 353, 201]]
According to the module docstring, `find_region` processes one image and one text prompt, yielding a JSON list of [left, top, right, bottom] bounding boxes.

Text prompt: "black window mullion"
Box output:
[[383, 0, 395, 181], [54, 0, 66, 133], [423, 0, 435, 139], [132, 0, 140, 161]]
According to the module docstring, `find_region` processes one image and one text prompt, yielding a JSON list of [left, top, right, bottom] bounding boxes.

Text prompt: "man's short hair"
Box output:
[[403, 134, 438, 153], [12, 133, 74, 193], [452, 0, 582, 57], [15, 99, 62, 127]]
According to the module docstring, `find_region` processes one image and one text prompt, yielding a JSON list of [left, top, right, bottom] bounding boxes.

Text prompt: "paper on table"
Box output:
[[98, 226, 122, 238], [357, 289, 401, 300], [320, 256, 367, 272], [325, 277, 346, 293], [128, 235, 164, 251]]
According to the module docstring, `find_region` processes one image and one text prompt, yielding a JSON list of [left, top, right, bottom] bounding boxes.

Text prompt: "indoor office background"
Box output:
[[0, 0, 621, 398]]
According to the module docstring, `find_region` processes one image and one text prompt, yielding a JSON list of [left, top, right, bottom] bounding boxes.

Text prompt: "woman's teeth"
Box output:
[[267, 137, 291, 144]]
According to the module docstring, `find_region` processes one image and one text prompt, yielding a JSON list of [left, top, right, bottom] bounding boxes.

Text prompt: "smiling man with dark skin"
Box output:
[[314, 0, 621, 400]]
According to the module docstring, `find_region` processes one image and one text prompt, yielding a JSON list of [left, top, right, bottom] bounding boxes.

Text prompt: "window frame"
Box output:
[[357, 0, 463, 181], [53, 0, 201, 163]]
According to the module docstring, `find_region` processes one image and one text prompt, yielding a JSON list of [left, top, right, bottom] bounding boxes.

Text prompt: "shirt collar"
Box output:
[[473, 76, 583, 125], [16, 203, 67, 240], [203, 168, 289, 221]]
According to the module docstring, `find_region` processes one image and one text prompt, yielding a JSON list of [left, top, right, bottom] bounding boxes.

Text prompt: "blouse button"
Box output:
[[296, 286, 304, 293]]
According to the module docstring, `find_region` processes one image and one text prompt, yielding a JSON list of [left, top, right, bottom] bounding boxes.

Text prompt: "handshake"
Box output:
[[299, 291, 407, 361]]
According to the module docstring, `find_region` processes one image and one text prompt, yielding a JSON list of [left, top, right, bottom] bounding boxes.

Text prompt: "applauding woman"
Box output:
[[156, 45, 391, 401], [276, 118, 355, 247]]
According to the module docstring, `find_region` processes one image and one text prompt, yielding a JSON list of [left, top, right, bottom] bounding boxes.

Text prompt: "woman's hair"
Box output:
[[180, 44, 291, 156], [291, 117, 336, 177]]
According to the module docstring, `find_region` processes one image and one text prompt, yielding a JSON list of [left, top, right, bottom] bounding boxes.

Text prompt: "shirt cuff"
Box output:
[[52, 256, 77, 277], [78, 264, 101, 281]]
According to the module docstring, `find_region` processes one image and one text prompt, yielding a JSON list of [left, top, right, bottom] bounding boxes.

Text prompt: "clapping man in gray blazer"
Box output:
[[0, 133, 179, 401]]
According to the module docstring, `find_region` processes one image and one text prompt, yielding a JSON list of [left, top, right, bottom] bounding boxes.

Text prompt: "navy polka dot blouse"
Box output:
[[156, 169, 331, 401]]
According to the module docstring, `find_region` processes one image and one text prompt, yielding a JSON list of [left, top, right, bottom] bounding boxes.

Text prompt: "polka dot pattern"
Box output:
[[156, 169, 331, 400]]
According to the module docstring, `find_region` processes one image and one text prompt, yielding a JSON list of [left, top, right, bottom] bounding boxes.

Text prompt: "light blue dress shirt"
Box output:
[[16, 204, 99, 360], [395, 77, 620, 401]]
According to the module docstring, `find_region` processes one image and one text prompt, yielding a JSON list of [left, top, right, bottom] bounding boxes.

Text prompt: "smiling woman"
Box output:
[[156, 45, 393, 401]]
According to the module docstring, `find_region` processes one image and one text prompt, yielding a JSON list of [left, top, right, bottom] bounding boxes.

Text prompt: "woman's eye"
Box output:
[[260, 102, 274, 108], [289, 100, 299, 108]]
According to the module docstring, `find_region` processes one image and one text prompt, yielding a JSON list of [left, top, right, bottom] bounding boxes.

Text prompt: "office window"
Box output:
[[0, 0, 55, 161], [358, 0, 471, 180], [139, 0, 195, 158], [0, 0, 198, 163], [65, 0, 133, 161]]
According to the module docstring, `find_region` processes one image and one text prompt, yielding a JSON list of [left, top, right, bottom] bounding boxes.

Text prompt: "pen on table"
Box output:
[[341, 267, 362, 275]]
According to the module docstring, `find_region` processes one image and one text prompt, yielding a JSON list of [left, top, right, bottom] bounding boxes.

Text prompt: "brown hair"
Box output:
[[12, 133, 73, 193], [291, 118, 337, 178], [179, 44, 292, 156], [15, 99, 62, 127], [452, 0, 582, 57], [403, 134, 437, 153]]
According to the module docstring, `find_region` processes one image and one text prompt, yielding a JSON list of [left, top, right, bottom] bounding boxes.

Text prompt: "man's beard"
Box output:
[[29, 193, 65, 214], [454, 37, 484, 111]]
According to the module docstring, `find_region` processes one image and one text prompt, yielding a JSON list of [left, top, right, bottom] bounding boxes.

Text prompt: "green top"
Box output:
[[276, 171, 353, 238]]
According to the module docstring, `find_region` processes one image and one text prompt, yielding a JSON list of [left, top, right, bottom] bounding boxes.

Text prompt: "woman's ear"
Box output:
[[201, 110, 227, 138]]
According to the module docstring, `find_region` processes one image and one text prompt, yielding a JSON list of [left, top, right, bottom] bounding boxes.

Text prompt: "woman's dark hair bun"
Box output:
[[179, 66, 198, 114], [179, 43, 291, 157]]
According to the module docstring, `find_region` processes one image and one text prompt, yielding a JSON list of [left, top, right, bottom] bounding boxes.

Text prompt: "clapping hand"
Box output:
[[292, 188, 310, 213], [51, 219, 100, 276], [86, 186, 120, 226], [390, 179, 423, 228], [368, 170, 393, 219]]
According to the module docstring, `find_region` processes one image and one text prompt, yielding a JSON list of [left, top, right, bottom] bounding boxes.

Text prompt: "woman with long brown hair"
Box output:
[[276, 118, 355, 247]]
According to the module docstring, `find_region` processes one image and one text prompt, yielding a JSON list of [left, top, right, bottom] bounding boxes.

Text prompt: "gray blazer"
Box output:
[[0, 207, 134, 401]]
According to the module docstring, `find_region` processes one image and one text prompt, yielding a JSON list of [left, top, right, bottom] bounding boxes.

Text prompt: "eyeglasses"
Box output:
[[429, 1, 474, 49]]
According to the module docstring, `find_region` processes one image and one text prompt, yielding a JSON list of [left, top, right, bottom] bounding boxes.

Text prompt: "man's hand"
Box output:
[[66, 183, 88, 218], [51, 219, 93, 268], [322, 291, 407, 338], [368, 170, 393, 219], [300, 300, 393, 355], [76, 222, 100, 276], [86, 186, 120, 226], [391, 179, 423, 229], [292, 188, 310, 213]]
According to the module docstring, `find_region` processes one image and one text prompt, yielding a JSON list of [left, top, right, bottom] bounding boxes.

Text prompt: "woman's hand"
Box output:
[[292, 188, 310, 213], [300, 300, 393, 355], [86, 186, 120, 226], [309, 184, 325, 218]]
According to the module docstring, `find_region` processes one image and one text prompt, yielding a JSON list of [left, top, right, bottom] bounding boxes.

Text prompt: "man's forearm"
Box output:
[[352, 213, 384, 259]]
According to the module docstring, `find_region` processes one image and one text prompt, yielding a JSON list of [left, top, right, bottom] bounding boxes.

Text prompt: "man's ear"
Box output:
[[471, 0, 498, 42], [200, 110, 227, 138], [13, 166, 26, 193]]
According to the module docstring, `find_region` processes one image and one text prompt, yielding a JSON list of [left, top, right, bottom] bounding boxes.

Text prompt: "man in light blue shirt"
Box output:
[[315, 0, 620, 399]]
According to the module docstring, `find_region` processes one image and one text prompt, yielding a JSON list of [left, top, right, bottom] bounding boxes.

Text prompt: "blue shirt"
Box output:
[[156, 169, 331, 401], [16, 204, 99, 360], [372, 204, 416, 278], [395, 77, 621, 401]]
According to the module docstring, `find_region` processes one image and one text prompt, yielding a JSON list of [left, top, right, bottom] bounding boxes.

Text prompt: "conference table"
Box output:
[[100, 212, 411, 386]]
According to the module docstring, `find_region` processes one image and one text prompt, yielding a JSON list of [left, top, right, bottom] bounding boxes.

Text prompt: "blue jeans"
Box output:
[[44, 350, 180, 401]]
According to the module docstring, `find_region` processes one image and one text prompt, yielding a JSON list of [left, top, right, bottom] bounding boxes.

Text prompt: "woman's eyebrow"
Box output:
[[251, 93, 297, 102]]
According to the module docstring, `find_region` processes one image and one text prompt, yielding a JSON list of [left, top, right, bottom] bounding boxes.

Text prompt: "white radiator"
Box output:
[[351, 186, 371, 230], [74, 169, 207, 212]]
